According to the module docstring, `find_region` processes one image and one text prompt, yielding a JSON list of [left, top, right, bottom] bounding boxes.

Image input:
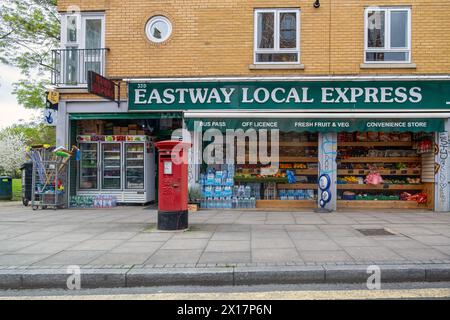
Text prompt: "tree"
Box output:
[[1, 122, 56, 146], [0, 131, 27, 177], [0, 0, 59, 109]]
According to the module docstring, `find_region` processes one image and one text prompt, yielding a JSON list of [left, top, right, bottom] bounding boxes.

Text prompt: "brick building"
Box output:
[[52, 0, 450, 212]]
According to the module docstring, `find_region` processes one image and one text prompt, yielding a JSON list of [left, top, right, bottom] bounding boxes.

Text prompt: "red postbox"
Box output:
[[155, 140, 191, 231]]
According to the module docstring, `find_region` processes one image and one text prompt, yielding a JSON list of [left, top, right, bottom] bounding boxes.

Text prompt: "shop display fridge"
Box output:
[[77, 135, 156, 204]]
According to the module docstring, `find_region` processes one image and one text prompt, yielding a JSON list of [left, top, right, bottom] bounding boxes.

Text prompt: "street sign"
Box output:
[[44, 108, 57, 126], [46, 90, 59, 110]]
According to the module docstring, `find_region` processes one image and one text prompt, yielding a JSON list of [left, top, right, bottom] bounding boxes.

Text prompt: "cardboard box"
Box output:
[[129, 130, 137, 135], [188, 204, 198, 212]]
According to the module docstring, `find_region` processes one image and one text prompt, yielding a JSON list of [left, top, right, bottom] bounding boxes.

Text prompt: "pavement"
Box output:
[[1, 201, 450, 289]]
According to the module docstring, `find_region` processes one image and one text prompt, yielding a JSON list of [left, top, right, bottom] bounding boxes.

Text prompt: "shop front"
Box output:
[[127, 78, 450, 213], [55, 104, 183, 207]]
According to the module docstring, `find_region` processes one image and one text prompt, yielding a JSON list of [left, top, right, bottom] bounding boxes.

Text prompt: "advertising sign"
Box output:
[[129, 80, 450, 111]]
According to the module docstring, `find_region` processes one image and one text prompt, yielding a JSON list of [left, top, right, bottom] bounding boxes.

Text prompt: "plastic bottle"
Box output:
[[201, 198, 206, 209], [245, 185, 251, 198], [232, 197, 238, 209], [238, 185, 245, 198], [207, 197, 212, 209], [233, 186, 239, 197], [251, 197, 256, 208]]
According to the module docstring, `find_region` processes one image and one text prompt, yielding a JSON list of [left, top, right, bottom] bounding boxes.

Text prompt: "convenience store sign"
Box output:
[[129, 80, 450, 110], [184, 119, 444, 133]]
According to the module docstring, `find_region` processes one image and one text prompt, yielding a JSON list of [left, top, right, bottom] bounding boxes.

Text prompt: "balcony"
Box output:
[[51, 48, 109, 87]]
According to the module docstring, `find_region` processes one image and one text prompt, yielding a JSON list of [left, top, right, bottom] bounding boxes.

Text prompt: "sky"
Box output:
[[0, 64, 40, 129]]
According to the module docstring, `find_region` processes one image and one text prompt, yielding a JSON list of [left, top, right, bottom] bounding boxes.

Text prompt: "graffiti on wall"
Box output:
[[435, 132, 449, 210], [318, 133, 337, 210]]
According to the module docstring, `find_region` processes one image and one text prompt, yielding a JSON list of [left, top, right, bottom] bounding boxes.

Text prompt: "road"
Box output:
[[0, 282, 449, 300]]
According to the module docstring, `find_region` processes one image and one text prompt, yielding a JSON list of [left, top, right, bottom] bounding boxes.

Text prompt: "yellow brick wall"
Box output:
[[57, 0, 450, 80]]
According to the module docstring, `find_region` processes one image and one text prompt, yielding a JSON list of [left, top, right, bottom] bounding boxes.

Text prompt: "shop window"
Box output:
[[337, 132, 433, 210], [254, 9, 300, 64], [199, 132, 318, 209], [365, 7, 411, 63]]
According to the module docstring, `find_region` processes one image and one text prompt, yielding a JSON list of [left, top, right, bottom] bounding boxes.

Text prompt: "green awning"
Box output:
[[69, 112, 182, 120], [185, 118, 444, 133]]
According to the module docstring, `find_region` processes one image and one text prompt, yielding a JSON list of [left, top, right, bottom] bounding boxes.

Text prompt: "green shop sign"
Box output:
[[185, 118, 444, 133], [128, 80, 450, 111]]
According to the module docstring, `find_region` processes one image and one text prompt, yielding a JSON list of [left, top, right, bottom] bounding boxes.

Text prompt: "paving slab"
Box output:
[[198, 252, 251, 264], [294, 239, 342, 251], [32, 250, 106, 266], [89, 253, 152, 265], [252, 248, 302, 263], [286, 231, 330, 240], [251, 238, 295, 249], [393, 248, 450, 260], [344, 246, 405, 261], [67, 239, 125, 251], [0, 254, 48, 266], [205, 240, 250, 252], [301, 250, 355, 263], [332, 237, 378, 247], [16, 241, 79, 254], [411, 235, 450, 246], [161, 239, 209, 250], [110, 241, 164, 254], [210, 232, 250, 241], [0, 240, 37, 253], [93, 232, 139, 240], [145, 250, 203, 264]]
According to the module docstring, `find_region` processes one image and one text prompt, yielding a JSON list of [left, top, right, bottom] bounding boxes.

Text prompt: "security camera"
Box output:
[[314, 0, 320, 8]]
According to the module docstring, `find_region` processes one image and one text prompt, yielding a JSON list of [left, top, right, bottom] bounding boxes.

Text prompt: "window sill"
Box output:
[[360, 63, 417, 69], [249, 64, 305, 70]]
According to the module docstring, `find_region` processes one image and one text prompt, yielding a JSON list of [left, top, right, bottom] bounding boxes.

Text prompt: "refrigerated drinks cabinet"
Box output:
[[77, 135, 156, 204]]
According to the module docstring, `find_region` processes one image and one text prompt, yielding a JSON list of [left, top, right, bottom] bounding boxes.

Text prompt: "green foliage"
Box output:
[[0, 122, 56, 146], [0, 0, 59, 109], [12, 179, 22, 200], [12, 78, 48, 109]]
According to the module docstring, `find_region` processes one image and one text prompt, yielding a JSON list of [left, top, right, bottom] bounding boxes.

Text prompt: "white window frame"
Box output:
[[60, 12, 106, 86], [61, 13, 106, 50], [254, 8, 300, 64], [364, 7, 411, 63]]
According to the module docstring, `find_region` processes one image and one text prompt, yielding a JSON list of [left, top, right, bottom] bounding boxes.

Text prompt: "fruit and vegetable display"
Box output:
[[400, 192, 428, 204], [364, 172, 384, 185], [336, 131, 431, 207]]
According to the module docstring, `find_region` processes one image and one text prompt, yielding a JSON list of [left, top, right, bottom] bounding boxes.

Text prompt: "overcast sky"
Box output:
[[0, 64, 40, 129]]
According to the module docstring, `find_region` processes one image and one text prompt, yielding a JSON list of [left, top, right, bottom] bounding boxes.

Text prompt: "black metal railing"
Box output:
[[51, 48, 109, 86]]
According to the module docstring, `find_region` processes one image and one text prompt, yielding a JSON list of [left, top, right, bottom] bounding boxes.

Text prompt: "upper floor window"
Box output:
[[61, 13, 105, 50], [146, 16, 173, 43], [365, 7, 411, 63], [254, 9, 300, 64], [57, 13, 106, 85]]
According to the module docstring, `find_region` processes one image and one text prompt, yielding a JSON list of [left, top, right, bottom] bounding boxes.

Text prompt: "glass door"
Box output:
[[82, 17, 104, 83], [79, 142, 98, 190], [102, 142, 122, 190], [125, 143, 145, 190]]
